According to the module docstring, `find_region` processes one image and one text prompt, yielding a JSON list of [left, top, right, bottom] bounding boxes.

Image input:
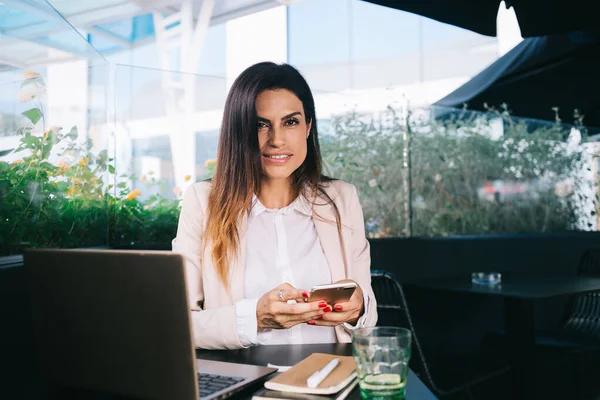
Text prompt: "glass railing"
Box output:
[[110, 65, 228, 249], [323, 102, 599, 238], [108, 74, 359, 248], [0, 66, 109, 256], [0, 0, 109, 258], [0, 0, 106, 69], [109, 76, 599, 246]]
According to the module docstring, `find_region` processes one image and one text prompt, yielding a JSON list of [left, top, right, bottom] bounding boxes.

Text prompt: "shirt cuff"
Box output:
[[343, 286, 370, 330], [235, 298, 260, 347]]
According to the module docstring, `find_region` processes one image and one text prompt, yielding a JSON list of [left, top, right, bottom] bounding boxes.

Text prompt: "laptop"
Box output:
[[24, 249, 276, 400]]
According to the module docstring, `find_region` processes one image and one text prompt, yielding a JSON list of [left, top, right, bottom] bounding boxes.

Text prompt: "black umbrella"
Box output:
[[434, 32, 600, 128], [363, 0, 599, 38]]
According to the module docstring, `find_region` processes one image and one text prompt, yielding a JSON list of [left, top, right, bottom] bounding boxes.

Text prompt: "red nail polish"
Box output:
[[324, 306, 332, 313], [334, 305, 343, 311], [307, 321, 315, 325], [318, 301, 327, 308], [302, 291, 309, 298]]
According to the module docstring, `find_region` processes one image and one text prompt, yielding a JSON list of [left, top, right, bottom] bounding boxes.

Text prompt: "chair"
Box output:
[[482, 250, 600, 398], [562, 250, 600, 340], [529, 250, 600, 347], [370, 270, 511, 399], [543, 250, 600, 399], [370, 269, 410, 327]]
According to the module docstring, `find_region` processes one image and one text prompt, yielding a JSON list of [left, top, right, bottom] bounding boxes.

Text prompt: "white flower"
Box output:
[[554, 180, 574, 198], [368, 179, 377, 188], [18, 86, 37, 102]]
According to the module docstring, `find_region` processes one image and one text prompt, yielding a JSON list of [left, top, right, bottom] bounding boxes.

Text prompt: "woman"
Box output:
[[173, 62, 377, 350]]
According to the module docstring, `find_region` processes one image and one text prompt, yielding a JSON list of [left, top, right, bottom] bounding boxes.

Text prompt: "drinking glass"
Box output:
[[352, 327, 412, 400]]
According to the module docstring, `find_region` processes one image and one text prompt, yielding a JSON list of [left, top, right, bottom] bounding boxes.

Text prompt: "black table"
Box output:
[[406, 274, 600, 400], [196, 343, 438, 399]]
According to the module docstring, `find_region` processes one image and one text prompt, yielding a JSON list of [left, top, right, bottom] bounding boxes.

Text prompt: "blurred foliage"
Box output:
[[0, 72, 180, 256], [321, 105, 596, 238]]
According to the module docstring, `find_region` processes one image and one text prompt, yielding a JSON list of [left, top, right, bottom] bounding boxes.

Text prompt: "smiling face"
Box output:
[[256, 89, 311, 184]]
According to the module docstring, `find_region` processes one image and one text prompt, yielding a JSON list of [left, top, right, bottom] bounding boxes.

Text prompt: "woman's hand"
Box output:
[[310, 279, 365, 326], [256, 283, 330, 330]]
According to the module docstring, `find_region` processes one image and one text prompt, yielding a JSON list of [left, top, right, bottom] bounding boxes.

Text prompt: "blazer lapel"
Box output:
[[313, 199, 347, 284]]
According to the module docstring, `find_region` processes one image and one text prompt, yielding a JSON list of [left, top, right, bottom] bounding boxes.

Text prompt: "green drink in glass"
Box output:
[[352, 327, 412, 400]]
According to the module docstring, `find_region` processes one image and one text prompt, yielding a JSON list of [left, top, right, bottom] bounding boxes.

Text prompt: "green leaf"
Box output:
[[54, 181, 69, 192], [41, 131, 60, 159], [108, 165, 115, 174], [65, 126, 78, 140], [97, 149, 108, 162], [21, 133, 38, 148], [22, 108, 42, 125]]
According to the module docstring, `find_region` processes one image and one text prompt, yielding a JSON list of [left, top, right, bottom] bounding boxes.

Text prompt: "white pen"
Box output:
[[306, 358, 340, 389]]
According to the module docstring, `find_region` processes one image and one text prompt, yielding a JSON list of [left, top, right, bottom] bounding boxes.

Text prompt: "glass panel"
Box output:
[[0, 0, 109, 257], [0, 0, 106, 67], [47, 0, 131, 17], [287, 0, 352, 92], [288, 0, 499, 102], [111, 64, 227, 249], [287, 0, 596, 238], [319, 101, 599, 238], [94, 14, 155, 43], [320, 102, 410, 238], [410, 106, 598, 236]]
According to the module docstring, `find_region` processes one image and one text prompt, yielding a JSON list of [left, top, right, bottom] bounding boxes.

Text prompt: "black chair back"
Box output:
[[370, 269, 408, 327], [563, 250, 600, 339]]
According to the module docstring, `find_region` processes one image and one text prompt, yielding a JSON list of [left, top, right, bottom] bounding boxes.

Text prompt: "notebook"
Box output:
[[252, 379, 358, 400], [263, 354, 357, 395]]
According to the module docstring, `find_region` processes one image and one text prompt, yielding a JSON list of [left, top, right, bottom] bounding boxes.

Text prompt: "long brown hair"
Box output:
[[205, 62, 341, 287]]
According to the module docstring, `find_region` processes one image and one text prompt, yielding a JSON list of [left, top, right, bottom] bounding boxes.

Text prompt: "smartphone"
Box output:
[[308, 282, 357, 304]]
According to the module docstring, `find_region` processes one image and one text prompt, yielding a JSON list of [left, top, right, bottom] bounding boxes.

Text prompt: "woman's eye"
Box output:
[[285, 118, 299, 126], [257, 122, 268, 129]]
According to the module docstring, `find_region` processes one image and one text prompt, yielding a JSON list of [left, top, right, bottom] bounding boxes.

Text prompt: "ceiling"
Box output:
[[0, 0, 284, 69]]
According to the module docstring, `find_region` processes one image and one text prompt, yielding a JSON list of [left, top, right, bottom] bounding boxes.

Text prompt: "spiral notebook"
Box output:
[[259, 353, 357, 397]]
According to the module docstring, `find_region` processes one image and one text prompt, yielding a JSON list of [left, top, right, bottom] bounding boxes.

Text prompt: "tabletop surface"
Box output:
[[405, 274, 600, 299], [196, 343, 437, 400]]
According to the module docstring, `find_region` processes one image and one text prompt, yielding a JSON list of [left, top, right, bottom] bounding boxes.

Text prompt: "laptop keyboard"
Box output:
[[198, 373, 245, 398]]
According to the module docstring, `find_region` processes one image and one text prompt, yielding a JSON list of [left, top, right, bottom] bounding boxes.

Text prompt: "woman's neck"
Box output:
[[259, 179, 296, 209]]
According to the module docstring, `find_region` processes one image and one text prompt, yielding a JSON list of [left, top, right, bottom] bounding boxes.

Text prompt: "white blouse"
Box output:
[[235, 194, 366, 346]]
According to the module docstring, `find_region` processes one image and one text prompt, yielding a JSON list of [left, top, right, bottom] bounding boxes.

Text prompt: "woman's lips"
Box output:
[[263, 154, 292, 165]]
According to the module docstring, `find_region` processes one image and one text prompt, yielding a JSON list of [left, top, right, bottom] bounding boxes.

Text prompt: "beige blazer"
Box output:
[[172, 180, 377, 349]]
